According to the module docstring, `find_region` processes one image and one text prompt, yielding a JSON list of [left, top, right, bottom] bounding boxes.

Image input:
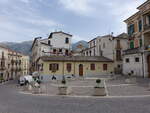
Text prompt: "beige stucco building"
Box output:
[[0, 45, 30, 81], [37, 56, 113, 78]]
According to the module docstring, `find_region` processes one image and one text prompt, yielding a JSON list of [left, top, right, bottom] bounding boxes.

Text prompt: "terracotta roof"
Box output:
[[40, 56, 113, 62]]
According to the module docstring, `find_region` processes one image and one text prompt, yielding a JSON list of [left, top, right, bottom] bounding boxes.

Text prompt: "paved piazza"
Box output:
[[0, 76, 150, 113]]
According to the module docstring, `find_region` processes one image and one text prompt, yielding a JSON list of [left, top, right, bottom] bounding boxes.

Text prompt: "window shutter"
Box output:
[[103, 64, 107, 71], [90, 64, 95, 70], [130, 40, 134, 49], [140, 39, 142, 47], [49, 64, 52, 70], [56, 64, 59, 70], [134, 39, 139, 48], [67, 63, 72, 72]]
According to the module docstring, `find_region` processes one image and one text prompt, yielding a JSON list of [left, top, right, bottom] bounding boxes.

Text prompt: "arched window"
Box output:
[[65, 38, 69, 44]]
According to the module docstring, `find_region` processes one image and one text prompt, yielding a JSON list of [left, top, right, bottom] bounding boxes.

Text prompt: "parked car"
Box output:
[[19, 75, 34, 86], [19, 76, 25, 86]]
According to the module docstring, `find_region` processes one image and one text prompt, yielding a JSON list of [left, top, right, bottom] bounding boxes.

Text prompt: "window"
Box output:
[[41, 64, 43, 71], [135, 57, 140, 62], [93, 41, 95, 46], [103, 64, 107, 71], [139, 39, 142, 47], [130, 40, 134, 49], [89, 51, 92, 56], [67, 63, 72, 72], [126, 58, 130, 63], [65, 49, 69, 56], [94, 48, 95, 56], [49, 64, 59, 72], [116, 40, 120, 48], [103, 43, 105, 48], [53, 49, 56, 54], [138, 20, 142, 32], [48, 40, 51, 45], [90, 64, 95, 70], [128, 24, 134, 36], [116, 50, 121, 61], [117, 65, 121, 68], [59, 49, 62, 53], [86, 52, 88, 56], [65, 38, 69, 44]]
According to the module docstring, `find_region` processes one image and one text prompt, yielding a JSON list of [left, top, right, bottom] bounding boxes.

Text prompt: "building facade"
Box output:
[[83, 34, 128, 74], [123, 0, 150, 77], [37, 56, 113, 78], [0, 45, 30, 81], [31, 31, 72, 72]]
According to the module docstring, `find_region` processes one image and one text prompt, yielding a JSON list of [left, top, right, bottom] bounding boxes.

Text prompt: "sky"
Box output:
[[0, 0, 147, 43]]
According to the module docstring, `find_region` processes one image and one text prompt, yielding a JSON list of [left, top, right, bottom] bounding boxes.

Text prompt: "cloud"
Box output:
[[58, 0, 93, 16], [20, 0, 30, 3], [0, 0, 63, 42]]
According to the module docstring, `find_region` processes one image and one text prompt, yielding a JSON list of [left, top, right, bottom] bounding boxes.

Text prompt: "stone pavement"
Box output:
[[20, 75, 150, 97]]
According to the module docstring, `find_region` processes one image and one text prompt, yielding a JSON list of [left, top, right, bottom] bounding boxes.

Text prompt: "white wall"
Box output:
[[97, 36, 114, 60], [123, 54, 144, 77], [50, 33, 72, 49]]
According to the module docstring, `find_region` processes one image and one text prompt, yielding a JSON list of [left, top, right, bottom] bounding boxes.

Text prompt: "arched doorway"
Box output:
[[79, 64, 83, 76], [147, 55, 150, 78]]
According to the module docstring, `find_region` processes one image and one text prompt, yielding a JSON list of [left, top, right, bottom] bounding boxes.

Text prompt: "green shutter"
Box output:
[[130, 41, 134, 49], [140, 39, 142, 47], [138, 20, 142, 32]]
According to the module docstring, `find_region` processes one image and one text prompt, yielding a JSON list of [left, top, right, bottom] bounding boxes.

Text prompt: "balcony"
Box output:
[[144, 24, 150, 32], [0, 66, 6, 71], [123, 48, 142, 55]]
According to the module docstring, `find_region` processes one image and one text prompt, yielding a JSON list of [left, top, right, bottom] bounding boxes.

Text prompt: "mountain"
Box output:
[[72, 40, 88, 51], [0, 40, 88, 56], [0, 41, 33, 55]]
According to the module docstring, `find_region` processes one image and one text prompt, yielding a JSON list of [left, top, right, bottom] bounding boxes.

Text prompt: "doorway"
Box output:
[[79, 64, 83, 76]]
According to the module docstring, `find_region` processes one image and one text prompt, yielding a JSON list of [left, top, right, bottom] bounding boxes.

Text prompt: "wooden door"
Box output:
[[79, 64, 83, 76]]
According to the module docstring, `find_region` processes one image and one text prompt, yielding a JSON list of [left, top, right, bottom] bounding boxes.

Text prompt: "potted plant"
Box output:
[[31, 81, 41, 94], [58, 76, 70, 95], [93, 79, 106, 96], [125, 72, 134, 83]]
